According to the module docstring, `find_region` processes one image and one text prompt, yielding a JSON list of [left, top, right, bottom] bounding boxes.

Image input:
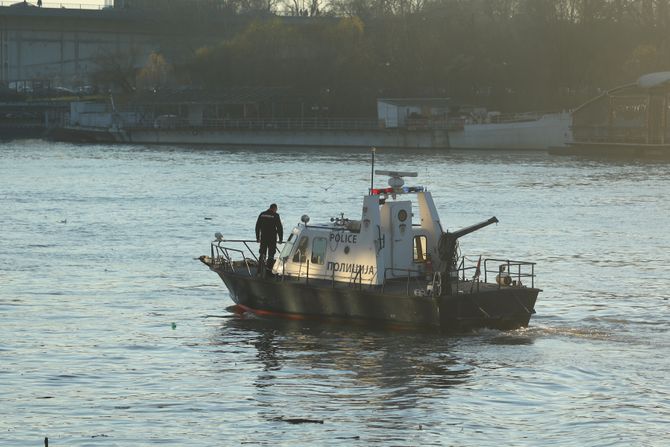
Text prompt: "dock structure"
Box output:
[[565, 72, 670, 157], [0, 99, 68, 138], [51, 93, 452, 149]]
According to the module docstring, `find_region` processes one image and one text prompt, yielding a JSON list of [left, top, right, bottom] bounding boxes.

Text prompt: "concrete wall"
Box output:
[[0, 7, 158, 86], [0, 7, 259, 88], [116, 127, 450, 149], [0, 7, 316, 88]]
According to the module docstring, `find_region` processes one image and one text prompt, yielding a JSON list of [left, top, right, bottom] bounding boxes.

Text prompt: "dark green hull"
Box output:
[[216, 268, 539, 332]]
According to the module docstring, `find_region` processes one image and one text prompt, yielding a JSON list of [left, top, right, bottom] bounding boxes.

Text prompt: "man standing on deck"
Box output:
[[255, 203, 283, 276]]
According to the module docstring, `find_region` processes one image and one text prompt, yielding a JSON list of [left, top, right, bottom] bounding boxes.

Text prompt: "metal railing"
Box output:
[[486, 111, 544, 123], [125, 117, 385, 131], [350, 267, 363, 290], [483, 258, 536, 289], [445, 256, 536, 293], [138, 116, 384, 132], [210, 241, 370, 287], [203, 117, 384, 131], [381, 267, 426, 296], [210, 239, 259, 276], [70, 114, 454, 132], [209, 241, 537, 293]]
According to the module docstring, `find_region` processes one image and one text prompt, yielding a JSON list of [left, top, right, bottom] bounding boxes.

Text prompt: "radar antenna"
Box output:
[[374, 170, 418, 190]]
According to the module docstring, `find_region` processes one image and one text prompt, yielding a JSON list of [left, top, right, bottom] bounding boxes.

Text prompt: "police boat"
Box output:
[[199, 170, 540, 332]]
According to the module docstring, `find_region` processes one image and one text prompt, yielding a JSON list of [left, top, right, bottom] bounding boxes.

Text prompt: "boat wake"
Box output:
[[522, 323, 613, 341]]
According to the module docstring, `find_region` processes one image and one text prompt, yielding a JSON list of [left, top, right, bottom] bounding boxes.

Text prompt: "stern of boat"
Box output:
[[436, 257, 540, 332]]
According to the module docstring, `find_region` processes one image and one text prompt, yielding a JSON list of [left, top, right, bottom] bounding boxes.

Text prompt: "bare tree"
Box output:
[[281, 0, 332, 16], [91, 47, 144, 94]]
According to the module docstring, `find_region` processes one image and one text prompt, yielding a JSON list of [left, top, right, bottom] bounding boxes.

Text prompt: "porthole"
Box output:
[[398, 209, 408, 222]]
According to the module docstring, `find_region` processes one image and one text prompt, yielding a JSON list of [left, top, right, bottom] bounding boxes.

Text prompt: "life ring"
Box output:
[[496, 273, 512, 286]]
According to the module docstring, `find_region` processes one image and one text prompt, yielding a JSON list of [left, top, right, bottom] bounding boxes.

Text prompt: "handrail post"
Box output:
[[507, 259, 512, 288], [406, 269, 410, 296], [455, 267, 459, 292], [306, 260, 309, 285], [532, 264, 535, 288]]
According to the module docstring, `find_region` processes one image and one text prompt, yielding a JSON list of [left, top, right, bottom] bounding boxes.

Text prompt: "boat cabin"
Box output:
[[273, 171, 445, 285]]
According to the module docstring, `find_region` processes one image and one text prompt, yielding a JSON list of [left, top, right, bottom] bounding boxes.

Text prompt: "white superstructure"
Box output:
[[274, 171, 445, 285]]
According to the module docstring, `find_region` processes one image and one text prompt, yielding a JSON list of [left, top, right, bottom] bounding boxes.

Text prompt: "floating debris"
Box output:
[[274, 417, 324, 424]]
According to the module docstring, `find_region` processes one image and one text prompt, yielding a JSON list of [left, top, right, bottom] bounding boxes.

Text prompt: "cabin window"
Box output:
[[292, 236, 309, 263], [279, 233, 295, 260], [413, 235, 427, 262], [311, 237, 327, 265]]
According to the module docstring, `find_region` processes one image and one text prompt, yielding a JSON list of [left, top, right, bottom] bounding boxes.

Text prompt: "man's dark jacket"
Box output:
[[255, 210, 283, 242]]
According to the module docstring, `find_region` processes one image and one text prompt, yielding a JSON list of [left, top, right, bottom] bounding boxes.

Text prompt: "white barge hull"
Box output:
[[448, 112, 572, 150]]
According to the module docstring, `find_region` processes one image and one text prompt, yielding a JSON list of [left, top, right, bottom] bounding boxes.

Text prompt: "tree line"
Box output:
[[129, 0, 670, 116]]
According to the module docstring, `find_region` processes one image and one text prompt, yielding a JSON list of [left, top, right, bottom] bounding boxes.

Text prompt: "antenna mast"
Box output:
[[370, 147, 376, 194]]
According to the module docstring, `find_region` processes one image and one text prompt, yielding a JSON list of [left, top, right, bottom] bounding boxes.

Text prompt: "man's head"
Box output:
[[269, 203, 278, 213]]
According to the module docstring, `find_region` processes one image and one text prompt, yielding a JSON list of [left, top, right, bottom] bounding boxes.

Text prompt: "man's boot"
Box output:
[[257, 254, 266, 277], [266, 258, 276, 277]]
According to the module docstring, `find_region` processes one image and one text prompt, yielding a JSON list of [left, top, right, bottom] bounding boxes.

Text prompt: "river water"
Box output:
[[1, 140, 669, 446]]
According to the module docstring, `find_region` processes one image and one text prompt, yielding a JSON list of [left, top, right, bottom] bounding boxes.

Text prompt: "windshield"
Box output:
[[279, 232, 295, 260]]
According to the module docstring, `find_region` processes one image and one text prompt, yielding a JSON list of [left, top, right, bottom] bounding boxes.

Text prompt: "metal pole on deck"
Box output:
[[370, 147, 376, 194]]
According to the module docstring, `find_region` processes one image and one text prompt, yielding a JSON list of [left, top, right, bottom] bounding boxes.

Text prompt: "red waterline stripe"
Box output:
[[236, 303, 308, 320]]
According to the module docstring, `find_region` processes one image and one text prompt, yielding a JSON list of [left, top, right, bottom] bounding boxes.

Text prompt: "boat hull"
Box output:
[[215, 269, 539, 332], [448, 112, 572, 150]]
